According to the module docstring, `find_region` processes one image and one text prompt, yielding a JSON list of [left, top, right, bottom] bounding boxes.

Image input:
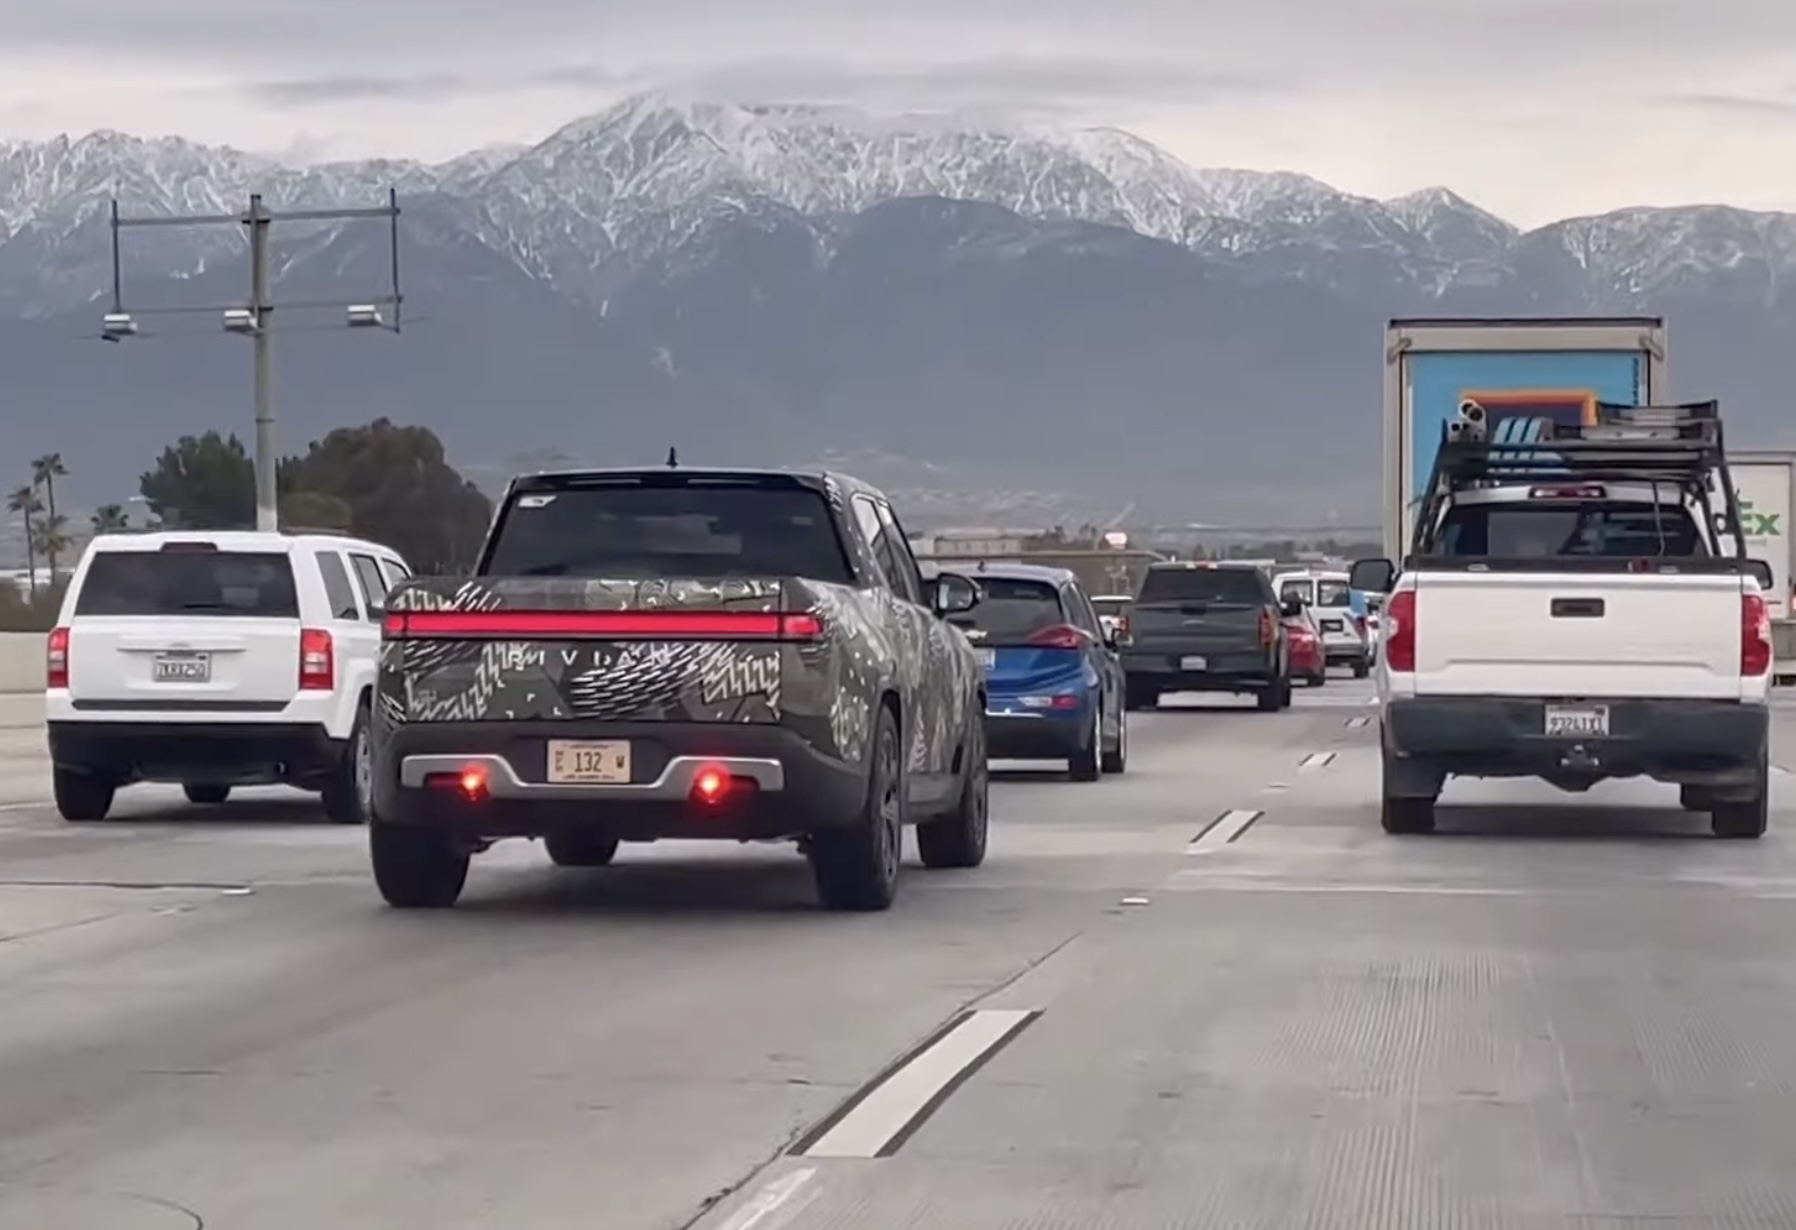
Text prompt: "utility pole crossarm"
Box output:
[[103, 189, 404, 532]]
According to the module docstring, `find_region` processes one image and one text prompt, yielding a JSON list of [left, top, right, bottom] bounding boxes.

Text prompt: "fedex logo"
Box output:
[[1738, 497, 1782, 537]]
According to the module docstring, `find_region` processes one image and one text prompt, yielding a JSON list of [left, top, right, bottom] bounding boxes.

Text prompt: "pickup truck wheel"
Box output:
[[320, 704, 371, 825], [1679, 784, 1712, 812], [54, 769, 115, 822], [545, 831, 620, 867], [1710, 757, 1769, 840], [1100, 710, 1128, 774], [810, 705, 903, 911], [1069, 710, 1101, 781], [918, 720, 988, 869], [1256, 678, 1292, 712], [370, 824, 470, 908], [1379, 747, 1437, 834], [182, 783, 231, 805]]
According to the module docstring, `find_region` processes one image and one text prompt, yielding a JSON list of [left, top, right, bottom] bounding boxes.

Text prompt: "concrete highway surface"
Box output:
[[2, 682, 1795, 1229]]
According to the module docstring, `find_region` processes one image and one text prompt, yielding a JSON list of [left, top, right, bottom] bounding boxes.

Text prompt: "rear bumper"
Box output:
[[983, 711, 1085, 759], [371, 719, 865, 840], [47, 721, 345, 785], [1384, 695, 1769, 785], [1121, 648, 1278, 690]]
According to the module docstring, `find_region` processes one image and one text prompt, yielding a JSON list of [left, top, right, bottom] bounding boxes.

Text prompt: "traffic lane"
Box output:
[[0, 705, 1297, 1230], [718, 708, 1796, 1228]]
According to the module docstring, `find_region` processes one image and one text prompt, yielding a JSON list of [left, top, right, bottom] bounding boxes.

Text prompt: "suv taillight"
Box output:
[[1742, 593, 1773, 676], [1383, 591, 1416, 672], [46, 626, 68, 690], [299, 628, 335, 691]]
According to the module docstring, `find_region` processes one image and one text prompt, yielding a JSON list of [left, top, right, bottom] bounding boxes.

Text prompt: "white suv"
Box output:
[[44, 530, 412, 823]]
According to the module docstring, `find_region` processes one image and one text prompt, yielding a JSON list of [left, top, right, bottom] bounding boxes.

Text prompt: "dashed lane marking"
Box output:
[[791, 1009, 1039, 1159], [1189, 809, 1262, 851], [1345, 715, 1370, 729], [1299, 751, 1336, 769]]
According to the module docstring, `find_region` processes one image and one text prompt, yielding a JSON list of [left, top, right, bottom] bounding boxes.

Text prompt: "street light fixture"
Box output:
[[222, 308, 261, 335], [345, 303, 385, 329], [101, 312, 139, 341]]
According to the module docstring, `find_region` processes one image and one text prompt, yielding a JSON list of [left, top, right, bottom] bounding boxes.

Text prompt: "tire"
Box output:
[[917, 719, 988, 869], [321, 702, 371, 825], [54, 768, 114, 822], [1069, 708, 1101, 781], [1307, 671, 1327, 688], [545, 831, 620, 867], [809, 703, 903, 911], [1124, 678, 1159, 711], [1100, 708, 1128, 775], [1352, 659, 1370, 680], [1711, 754, 1769, 840], [1380, 747, 1436, 834], [1679, 784, 1711, 812], [183, 783, 231, 805], [370, 823, 470, 908], [1256, 677, 1292, 712]]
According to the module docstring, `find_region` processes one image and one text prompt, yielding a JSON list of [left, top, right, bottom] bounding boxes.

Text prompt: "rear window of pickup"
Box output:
[[1437, 500, 1707, 558], [1138, 567, 1267, 606]]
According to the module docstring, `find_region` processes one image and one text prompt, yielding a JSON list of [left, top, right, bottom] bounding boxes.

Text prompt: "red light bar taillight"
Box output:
[[382, 609, 825, 641]]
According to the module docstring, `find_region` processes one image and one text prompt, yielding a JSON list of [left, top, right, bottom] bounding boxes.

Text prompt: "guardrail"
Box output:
[[0, 633, 42, 694]]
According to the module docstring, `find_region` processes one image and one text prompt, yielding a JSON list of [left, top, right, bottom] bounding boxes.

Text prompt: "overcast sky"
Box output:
[[2, 0, 1794, 228]]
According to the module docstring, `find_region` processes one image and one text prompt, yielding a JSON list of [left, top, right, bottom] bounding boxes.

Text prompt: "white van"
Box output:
[[1271, 569, 1370, 678], [43, 530, 411, 822]]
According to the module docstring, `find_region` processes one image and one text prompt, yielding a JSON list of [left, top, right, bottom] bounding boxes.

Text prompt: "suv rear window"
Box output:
[[1437, 501, 1706, 557], [956, 577, 1065, 642], [1137, 566, 1266, 606], [483, 483, 852, 582], [74, 550, 300, 618]]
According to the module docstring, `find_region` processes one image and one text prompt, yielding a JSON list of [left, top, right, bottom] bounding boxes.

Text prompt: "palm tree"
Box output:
[[6, 485, 42, 596], [90, 503, 129, 533], [30, 454, 67, 579]]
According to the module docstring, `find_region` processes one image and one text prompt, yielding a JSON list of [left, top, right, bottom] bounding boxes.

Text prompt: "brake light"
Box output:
[[299, 628, 334, 690], [1742, 593, 1773, 676], [1354, 615, 1367, 638], [1258, 608, 1275, 647], [1384, 590, 1416, 672], [1529, 484, 1606, 499], [46, 626, 68, 689], [1027, 623, 1089, 650], [381, 609, 824, 641]]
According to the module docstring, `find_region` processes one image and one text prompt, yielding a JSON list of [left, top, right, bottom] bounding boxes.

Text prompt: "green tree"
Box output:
[[138, 431, 256, 529], [280, 419, 492, 572], [90, 504, 130, 533], [32, 514, 70, 575], [30, 453, 67, 578], [6, 485, 42, 595]]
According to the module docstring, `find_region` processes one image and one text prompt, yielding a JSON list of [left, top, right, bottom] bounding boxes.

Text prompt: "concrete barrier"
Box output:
[[0, 633, 42, 696]]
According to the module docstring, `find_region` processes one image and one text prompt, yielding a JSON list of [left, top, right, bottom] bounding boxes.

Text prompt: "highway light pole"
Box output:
[[103, 190, 404, 531]]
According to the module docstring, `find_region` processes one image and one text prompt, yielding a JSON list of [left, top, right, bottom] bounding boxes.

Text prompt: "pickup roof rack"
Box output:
[[1412, 399, 1749, 554]]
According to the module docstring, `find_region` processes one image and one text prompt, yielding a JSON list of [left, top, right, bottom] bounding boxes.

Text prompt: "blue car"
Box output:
[[949, 563, 1127, 781]]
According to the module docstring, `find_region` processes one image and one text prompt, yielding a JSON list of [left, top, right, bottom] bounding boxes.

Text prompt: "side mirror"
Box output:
[[1279, 596, 1304, 618], [931, 571, 981, 616], [1746, 559, 1775, 592], [1348, 558, 1397, 594]]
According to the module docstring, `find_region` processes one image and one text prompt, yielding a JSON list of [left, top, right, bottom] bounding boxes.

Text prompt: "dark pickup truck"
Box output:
[[1119, 562, 1297, 711], [369, 466, 991, 912]]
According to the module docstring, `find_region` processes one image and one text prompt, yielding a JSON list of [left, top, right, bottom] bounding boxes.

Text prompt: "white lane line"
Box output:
[[1299, 751, 1336, 769], [714, 1168, 818, 1230], [1345, 715, 1370, 729], [0, 801, 47, 812], [794, 1009, 1038, 1159], [1189, 809, 1262, 851]]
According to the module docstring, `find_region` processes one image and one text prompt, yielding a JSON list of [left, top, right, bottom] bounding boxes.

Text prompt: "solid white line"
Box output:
[[0, 801, 46, 812], [1299, 751, 1336, 768], [1189, 809, 1261, 851], [714, 1168, 818, 1230], [798, 1010, 1035, 1158]]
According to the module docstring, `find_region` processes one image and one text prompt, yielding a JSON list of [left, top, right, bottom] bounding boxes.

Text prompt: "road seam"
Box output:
[[789, 1008, 1039, 1158]]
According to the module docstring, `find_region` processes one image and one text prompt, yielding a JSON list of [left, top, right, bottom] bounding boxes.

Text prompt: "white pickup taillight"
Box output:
[[1741, 593, 1773, 676], [299, 627, 335, 691], [1383, 591, 1416, 672], [46, 626, 68, 689]]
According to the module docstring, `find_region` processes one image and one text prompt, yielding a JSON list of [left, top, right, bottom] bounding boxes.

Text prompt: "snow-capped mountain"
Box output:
[[1, 91, 1789, 316]]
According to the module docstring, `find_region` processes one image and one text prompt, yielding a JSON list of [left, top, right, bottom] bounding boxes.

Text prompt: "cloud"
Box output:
[[249, 74, 476, 106], [1669, 93, 1796, 120]]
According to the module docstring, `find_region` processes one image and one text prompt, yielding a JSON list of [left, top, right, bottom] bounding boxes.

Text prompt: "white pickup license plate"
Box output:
[[153, 652, 211, 683], [547, 740, 632, 784], [1179, 655, 1208, 671], [974, 648, 995, 669], [1544, 705, 1609, 737]]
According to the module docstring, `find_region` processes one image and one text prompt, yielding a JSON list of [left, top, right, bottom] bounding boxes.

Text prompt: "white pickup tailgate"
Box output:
[[1411, 571, 1745, 699]]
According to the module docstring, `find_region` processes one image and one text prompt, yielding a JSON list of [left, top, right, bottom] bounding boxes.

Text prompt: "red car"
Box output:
[[1283, 614, 1327, 687]]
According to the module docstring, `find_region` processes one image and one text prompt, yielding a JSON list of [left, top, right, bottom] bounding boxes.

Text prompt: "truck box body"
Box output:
[[1725, 450, 1796, 678], [1384, 317, 1669, 559]]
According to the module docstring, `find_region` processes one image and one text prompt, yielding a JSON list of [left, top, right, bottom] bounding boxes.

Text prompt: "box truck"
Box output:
[[1383, 317, 1669, 559], [1725, 449, 1796, 681]]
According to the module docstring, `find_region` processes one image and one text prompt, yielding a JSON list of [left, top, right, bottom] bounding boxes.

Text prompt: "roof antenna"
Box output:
[[666, 446, 678, 469]]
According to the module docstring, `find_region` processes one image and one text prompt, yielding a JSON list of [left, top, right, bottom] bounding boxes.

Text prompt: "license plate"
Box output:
[[1180, 655, 1208, 671], [546, 740, 632, 784], [1321, 619, 1343, 632], [153, 652, 211, 683], [974, 648, 995, 669], [1544, 705, 1609, 737]]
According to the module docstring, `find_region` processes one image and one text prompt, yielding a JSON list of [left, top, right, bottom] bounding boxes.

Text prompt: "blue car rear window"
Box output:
[[956, 577, 1066, 643]]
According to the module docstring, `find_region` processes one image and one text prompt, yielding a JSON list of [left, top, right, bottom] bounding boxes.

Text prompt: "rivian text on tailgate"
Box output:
[[1352, 401, 1776, 839], [369, 467, 991, 912]]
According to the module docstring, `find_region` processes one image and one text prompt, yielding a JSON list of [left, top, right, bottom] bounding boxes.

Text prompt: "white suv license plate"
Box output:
[[1544, 704, 1608, 737], [153, 652, 211, 683]]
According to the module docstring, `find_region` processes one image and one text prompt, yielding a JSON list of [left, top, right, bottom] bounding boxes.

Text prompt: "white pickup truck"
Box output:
[[1352, 401, 1776, 839]]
